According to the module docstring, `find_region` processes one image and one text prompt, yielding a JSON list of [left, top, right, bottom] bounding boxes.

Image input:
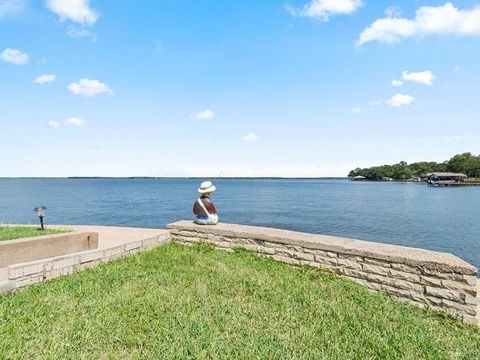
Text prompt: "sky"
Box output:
[[1, 0, 480, 177]]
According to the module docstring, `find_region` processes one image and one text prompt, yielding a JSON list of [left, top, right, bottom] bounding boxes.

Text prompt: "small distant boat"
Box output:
[[382, 177, 393, 181], [352, 176, 366, 181]]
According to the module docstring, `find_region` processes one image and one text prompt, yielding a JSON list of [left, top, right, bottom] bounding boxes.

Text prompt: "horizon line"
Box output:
[[0, 176, 349, 180]]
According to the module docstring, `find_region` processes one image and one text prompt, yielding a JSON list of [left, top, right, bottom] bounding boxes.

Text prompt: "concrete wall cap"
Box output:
[[167, 221, 477, 275]]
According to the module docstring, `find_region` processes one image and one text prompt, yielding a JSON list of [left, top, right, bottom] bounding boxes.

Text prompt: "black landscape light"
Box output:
[[33, 206, 47, 230]]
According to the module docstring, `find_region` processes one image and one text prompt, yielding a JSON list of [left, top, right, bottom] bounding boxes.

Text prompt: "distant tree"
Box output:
[[347, 153, 479, 179], [466, 155, 480, 178], [379, 165, 393, 178], [446, 152, 474, 174], [432, 161, 448, 172], [391, 162, 412, 179], [366, 167, 384, 180], [410, 162, 434, 176], [348, 168, 363, 177]]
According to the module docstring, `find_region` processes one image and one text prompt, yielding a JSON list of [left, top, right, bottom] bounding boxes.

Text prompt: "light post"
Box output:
[[33, 206, 47, 230]]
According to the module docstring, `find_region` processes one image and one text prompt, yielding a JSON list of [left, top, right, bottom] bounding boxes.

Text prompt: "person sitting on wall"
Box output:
[[193, 181, 218, 225]]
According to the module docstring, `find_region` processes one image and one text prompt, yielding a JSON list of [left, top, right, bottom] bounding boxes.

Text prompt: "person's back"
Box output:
[[193, 181, 218, 225]]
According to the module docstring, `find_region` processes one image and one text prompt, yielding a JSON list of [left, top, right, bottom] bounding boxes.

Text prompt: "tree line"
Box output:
[[348, 152, 480, 180]]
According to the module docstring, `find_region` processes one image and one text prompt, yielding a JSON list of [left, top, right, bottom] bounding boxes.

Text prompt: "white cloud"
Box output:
[[242, 132, 259, 142], [286, 0, 363, 21], [453, 65, 462, 72], [33, 74, 56, 84], [387, 93, 414, 107], [65, 117, 85, 127], [192, 109, 215, 121], [357, 18, 417, 46], [0, 0, 29, 18], [68, 78, 114, 97], [67, 26, 96, 41], [358, 3, 480, 46], [0, 48, 28, 65], [384, 6, 402, 18], [48, 120, 60, 128], [402, 70, 435, 85], [46, 0, 98, 25], [351, 107, 362, 114], [391, 79, 403, 87]]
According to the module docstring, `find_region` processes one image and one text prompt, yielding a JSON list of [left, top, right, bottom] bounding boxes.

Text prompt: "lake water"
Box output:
[[0, 178, 479, 268]]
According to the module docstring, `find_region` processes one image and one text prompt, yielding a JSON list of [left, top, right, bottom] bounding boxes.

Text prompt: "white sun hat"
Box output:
[[198, 181, 216, 194]]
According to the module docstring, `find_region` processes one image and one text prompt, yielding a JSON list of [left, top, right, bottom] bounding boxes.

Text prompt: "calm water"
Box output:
[[0, 178, 479, 268]]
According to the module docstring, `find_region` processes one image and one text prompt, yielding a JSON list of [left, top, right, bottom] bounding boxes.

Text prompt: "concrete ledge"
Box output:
[[1, 227, 171, 294], [167, 221, 476, 275], [167, 220, 479, 325], [0, 231, 98, 268]]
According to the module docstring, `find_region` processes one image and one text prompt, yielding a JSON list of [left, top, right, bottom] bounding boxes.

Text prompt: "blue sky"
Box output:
[[1, 0, 480, 177]]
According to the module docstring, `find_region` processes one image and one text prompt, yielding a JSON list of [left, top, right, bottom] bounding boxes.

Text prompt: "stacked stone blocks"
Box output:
[[168, 221, 479, 325]]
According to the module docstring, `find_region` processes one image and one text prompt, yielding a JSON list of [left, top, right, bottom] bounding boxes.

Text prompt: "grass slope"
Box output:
[[0, 243, 478, 359], [0, 226, 68, 241]]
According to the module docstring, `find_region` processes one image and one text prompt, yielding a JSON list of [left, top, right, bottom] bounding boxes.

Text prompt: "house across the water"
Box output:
[[426, 172, 467, 186], [352, 175, 366, 181]]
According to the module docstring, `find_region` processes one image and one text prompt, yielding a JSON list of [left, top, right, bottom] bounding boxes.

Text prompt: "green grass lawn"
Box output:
[[0, 243, 478, 359], [0, 226, 68, 241]]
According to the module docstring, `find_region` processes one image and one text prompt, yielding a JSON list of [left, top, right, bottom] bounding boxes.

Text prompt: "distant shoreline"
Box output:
[[0, 177, 349, 180]]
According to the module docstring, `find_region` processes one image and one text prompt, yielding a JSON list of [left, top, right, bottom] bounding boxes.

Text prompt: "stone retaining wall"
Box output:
[[2, 232, 171, 293], [168, 221, 480, 325]]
